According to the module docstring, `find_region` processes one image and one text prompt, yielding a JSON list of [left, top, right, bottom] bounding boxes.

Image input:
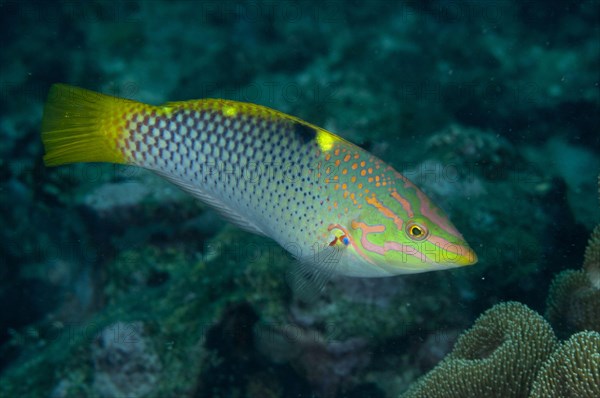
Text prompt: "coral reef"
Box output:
[[544, 176, 600, 337], [583, 225, 600, 288], [426, 124, 521, 181], [530, 331, 600, 398], [545, 269, 600, 338], [400, 302, 558, 398]]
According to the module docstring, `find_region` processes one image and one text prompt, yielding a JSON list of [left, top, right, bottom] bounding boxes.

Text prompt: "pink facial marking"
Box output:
[[390, 190, 414, 219], [351, 221, 430, 263], [415, 189, 463, 239], [351, 221, 386, 256], [383, 241, 429, 262]]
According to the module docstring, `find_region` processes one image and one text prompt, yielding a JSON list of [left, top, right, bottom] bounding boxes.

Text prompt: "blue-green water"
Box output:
[[1, 1, 598, 397]]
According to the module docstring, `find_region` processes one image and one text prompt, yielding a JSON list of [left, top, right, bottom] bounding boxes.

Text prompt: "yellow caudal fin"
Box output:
[[41, 84, 140, 166]]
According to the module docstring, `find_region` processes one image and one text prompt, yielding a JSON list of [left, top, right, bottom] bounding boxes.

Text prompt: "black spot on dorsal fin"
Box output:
[[294, 122, 317, 144]]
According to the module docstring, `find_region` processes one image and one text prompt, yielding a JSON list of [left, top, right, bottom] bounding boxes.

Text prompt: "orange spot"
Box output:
[[360, 170, 366, 176], [335, 159, 341, 167], [350, 193, 356, 200], [351, 220, 385, 233], [358, 204, 362, 209], [350, 176, 357, 183], [376, 182, 381, 187], [342, 169, 348, 175], [365, 195, 404, 231], [368, 168, 373, 174], [352, 163, 358, 170], [382, 181, 387, 186], [354, 153, 360, 159], [334, 149, 340, 156], [341, 183, 347, 190], [357, 183, 363, 189], [333, 175, 339, 181], [325, 178, 330, 183], [334, 184, 340, 190], [326, 167, 331, 174], [368, 177, 374, 183], [325, 153, 331, 161], [316, 173, 321, 179], [343, 191, 349, 198], [360, 161, 366, 167], [344, 154, 351, 162], [333, 202, 338, 208]]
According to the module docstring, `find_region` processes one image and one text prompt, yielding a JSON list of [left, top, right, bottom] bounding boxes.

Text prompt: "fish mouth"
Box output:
[[454, 246, 478, 266]]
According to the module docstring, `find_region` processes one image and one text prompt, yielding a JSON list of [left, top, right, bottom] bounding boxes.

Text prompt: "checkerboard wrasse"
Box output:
[[41, 84, 477, 278]]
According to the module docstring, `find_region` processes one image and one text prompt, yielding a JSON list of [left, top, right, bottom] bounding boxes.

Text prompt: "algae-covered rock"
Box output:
[[0, 232, 223, 397], [91, 321, 162, 398], [400, 302, 558, 398]]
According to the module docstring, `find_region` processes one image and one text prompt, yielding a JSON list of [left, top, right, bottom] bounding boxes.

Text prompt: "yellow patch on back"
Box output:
[[315, 129, 339, 151], [222, 105, 238, 117]]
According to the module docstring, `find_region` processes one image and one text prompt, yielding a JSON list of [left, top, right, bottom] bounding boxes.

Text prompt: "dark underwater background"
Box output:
[[1, 1, 599, 397]]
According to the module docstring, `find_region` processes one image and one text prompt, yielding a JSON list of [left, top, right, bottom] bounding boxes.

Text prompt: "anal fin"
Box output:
[[286, 245, 346, 303], [152, 170, 267, 236]]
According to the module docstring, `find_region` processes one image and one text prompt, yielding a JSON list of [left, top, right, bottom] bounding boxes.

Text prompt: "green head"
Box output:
[[336, 174, 477, 277]]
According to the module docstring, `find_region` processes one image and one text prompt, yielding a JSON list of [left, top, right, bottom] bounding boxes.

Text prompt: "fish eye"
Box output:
[[406, 221, 428, 241]]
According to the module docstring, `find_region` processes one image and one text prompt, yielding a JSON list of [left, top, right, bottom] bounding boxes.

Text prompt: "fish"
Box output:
[[41, 84, 477, 281]]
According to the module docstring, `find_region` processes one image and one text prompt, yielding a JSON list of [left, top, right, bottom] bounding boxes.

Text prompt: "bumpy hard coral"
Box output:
[[545, 269, 600, 338], [400, 302, 558, 398], [530, 331, 600, 398], [583, 225, 600, 288], [583, 174, 600, 287], [544, 175, 600, 337]]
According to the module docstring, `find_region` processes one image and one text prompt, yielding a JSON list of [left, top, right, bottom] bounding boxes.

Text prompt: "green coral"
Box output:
[[530, 331, 600, 398], [400, 302, 558, 398], [545, 269, 600, 338], [583, 225, 600, 289], [545, 183, 600, 338], [544, 176, 600, 337]]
